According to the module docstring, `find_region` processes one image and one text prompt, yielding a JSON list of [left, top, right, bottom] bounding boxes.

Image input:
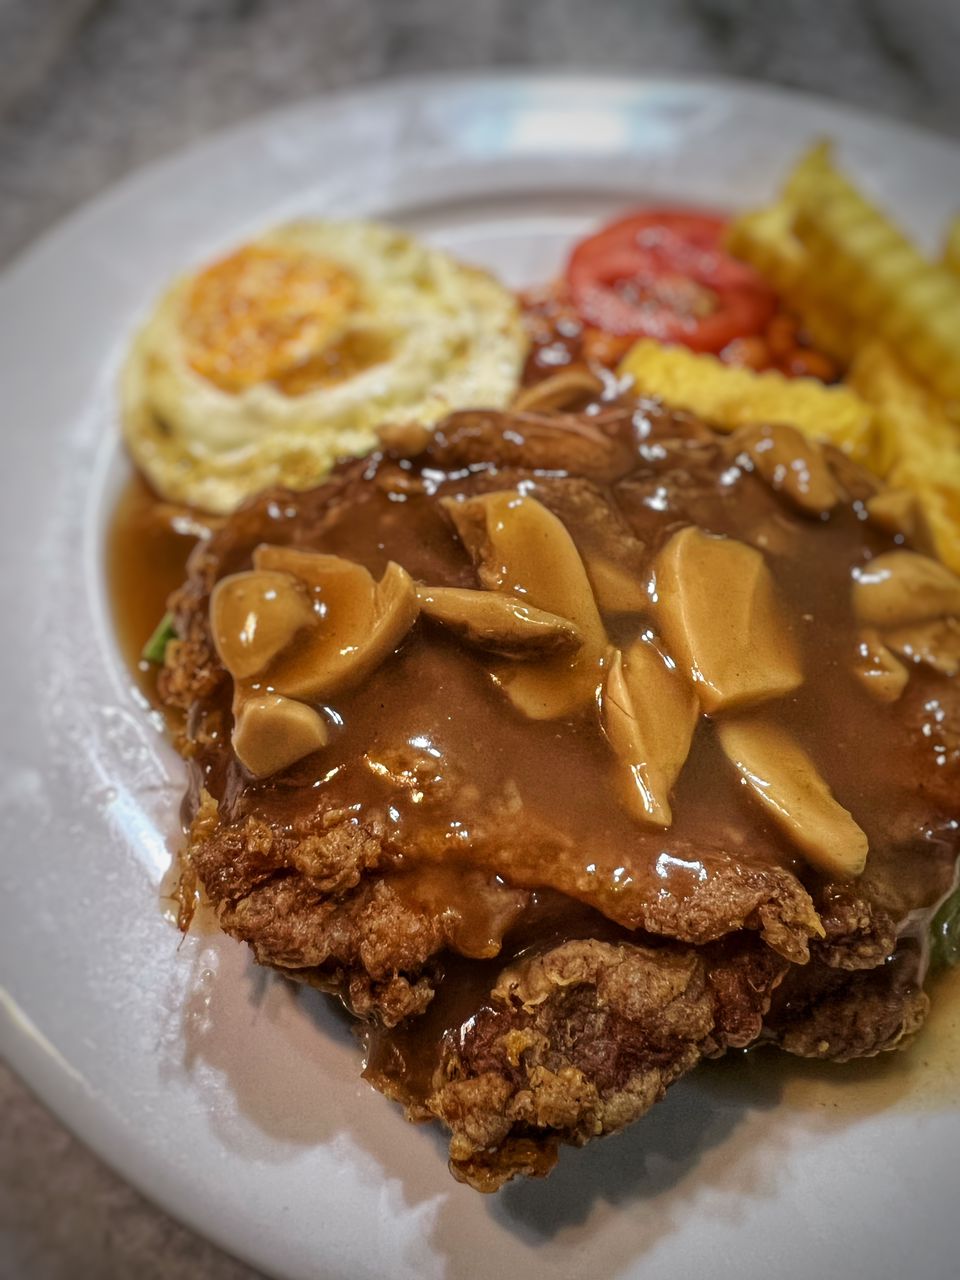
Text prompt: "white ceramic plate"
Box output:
[[1, 74, 959, 1280]]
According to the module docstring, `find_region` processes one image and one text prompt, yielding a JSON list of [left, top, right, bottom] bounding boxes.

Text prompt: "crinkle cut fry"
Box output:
[[945, 216, 960, 280], [848, 341, 960, 574], [788, 147, 960, 401], [617, 339, 874, 461]]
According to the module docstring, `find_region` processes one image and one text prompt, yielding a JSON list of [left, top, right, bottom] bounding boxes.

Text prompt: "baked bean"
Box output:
[[719, 336, 772, 372], [780, 348, 839, 382], [765, 313, 799, 359], [582, 328, 633, 366]]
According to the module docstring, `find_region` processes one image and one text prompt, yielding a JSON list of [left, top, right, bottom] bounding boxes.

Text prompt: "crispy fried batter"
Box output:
[[812, 885, 898, 971], [224, 876, 443, 1026], [429, 937, 786, 1190], [621, 861, 820, 963], [186, 788, 819, 1018], [766, 949, 929, 1061], [159, 398, 959, 1188]]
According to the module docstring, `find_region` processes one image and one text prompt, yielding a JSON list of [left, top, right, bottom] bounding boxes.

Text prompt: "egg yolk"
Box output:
[[182, 245, 361, 394]]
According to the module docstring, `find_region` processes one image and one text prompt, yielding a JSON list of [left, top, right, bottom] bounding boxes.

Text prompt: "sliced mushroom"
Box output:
[[511, 367, 604, 414], [211, 550, 420, 770], [254, 544, 375, 592], [376, 419, 433, 456], [444, 490, 607, 719], [602, 640, 700, 827], [210, 569, 316, 680], [653, 526, 803, 714], [232, 694, 329, 778], [739, 511, 801, 558], [269, 559, 418, 701], [416, 586, 583, 659], [431, 410, 635, 481], [864, 489, 933, 549], [717, 717, 868, 881], [886, 617, 960, 677], [583, 554, 651, 613], [729, 422, 840, 516], [851, 629, 910, 702], [852, 550, 960, 629], [442, 491, 602, 624]]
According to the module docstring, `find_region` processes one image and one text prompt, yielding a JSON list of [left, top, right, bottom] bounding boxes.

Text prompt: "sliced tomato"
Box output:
[[566, 208, 776, 352]]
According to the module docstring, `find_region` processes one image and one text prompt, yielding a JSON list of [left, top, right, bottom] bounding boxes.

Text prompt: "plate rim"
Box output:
[[3, 67, 959, 286]]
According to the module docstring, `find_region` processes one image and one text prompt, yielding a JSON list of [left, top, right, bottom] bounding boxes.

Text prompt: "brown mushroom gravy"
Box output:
[[109, 396, 960, 1111], [107, 476, 216, 703]]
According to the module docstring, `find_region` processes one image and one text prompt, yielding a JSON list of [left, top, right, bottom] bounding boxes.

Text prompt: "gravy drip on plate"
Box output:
[[107, 476, 211, 703]]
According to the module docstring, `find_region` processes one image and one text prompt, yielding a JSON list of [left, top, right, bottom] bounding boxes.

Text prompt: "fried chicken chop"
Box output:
[[160, 400, 960, 1189]]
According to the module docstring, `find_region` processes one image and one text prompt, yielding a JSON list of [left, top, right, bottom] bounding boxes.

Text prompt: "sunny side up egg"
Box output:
[[120, 221, 528, 513]]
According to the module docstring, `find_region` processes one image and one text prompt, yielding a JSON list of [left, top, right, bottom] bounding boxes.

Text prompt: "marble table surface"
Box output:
[[1, 0, 959, 1276]]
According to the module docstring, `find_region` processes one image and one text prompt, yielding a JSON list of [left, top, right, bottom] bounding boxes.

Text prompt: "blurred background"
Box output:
[[3, 0, 960, 267], [1, 0, 958, 1276]]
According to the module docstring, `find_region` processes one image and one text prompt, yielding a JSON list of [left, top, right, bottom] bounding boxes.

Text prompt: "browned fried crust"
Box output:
[[186, 787, 819, 1025], [191, 790, 817, 960], [765, 949, 929, 1062], [157, 407, 958, 1189], [812, 885, 898, 971], [188, 794, 443, 1026], [429, 937, 787, 1190]]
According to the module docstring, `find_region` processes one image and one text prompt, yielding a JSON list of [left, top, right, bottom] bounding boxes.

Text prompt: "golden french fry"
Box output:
[[945, 216, 960, 279], [729, 145, 960, 395], [848, 342, 960, 570], [724, 142, 826, 289], [785, 278, 862, 364], [618, 339, 874, 460], [791, 155, 960, 401], [726, 205, 803, 296], [848, 343, 955, 462], [888, 444, 960, 575], [726, 143, 960, 568], [780, 139, 833, 203], [726, 143, 862, 363]]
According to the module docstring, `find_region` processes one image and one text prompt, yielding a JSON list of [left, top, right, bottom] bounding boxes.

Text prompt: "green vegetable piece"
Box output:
[[930, 883, 960, 971], [142, 612, 177, 665]]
